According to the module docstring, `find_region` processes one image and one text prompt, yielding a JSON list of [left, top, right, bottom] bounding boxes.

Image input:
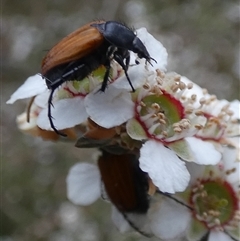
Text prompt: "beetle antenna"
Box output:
[[47, 88, 67, 136]]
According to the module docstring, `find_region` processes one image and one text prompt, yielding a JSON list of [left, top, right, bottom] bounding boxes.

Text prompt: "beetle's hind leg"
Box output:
[[47, 88, 67, 136]]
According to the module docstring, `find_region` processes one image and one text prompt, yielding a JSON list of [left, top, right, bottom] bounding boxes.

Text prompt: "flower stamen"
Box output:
[[190, 179, 239, 230]]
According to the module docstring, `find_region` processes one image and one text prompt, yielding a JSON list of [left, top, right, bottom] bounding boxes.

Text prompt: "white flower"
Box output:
[[84, 85, 135, 128], [139, 140, 190, 193], [66, 161, 152, 235], [89, 73, 222, 193], [66, 160, 187, 239], [7, 74, 90, 133], [66, 163, 101, 206], [149, 197, 191, 240], [37, 96, 87, 130], [149, 137, 240, 241], [7, 74, 47, 104]]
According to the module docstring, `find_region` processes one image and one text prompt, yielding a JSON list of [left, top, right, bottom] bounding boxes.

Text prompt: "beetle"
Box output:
[[41, 20, 156, 136], [98, 150, 151, 236]]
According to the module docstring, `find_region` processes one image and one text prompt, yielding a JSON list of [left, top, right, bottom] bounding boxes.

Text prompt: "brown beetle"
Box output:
[[98, 151, 151, 236], [41, 20, 156, 135]]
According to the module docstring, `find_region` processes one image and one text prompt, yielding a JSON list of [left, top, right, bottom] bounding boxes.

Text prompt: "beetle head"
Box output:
[[132, 37, 157, 66]]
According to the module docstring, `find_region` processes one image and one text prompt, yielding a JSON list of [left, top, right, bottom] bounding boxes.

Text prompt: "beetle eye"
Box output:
[[135, 59, 140, 65]]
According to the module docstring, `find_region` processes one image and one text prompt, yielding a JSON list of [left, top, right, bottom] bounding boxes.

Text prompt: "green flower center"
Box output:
[[190, 179, 238, 229], [137, 92, 185, 139]]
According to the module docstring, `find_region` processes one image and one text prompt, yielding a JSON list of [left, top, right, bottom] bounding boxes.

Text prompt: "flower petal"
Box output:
[[111, 206, 131, 233], [149, 197, 191, 240], [7, 74, 47, 104], [208, 99, 240, 120], [186, 219, 207, 241], [186, 162, 206, 185], [168, 139, 195, 162], [111, 206, 153, 236], [112, 62, 149, 91], [222, 145, 239, 184], [34, 91, 49, 108], [136, 28, 168, 72], [180, 76, 209, 109], [229, 99, 240, 120], [208, 231, 233, 241], [126, 118, 148, 140], [37, 97, 87, 130], [185, 137, 221, 165], [226, 227, 240, 241], [85, 86, 134, 128], [66, 163, 101, 206], [123, 213, 152, 236], [139, 140, 190, 193], [17, 111, 38, 130]]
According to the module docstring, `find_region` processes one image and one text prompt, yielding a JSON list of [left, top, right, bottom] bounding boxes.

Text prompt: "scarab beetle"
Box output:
[[41, 20, 156, 135], [98, 150, 151, 236]]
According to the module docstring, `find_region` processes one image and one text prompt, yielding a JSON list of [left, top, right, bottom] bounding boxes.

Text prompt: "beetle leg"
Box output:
[[100, 59, 111, 92], [113, 52, 135, 92], [115, 49, 130, 70], [99, 46, 117, 92], [44, 64, 85, 137], [47, 88, 67, 136], [124, 52, 130, 71], [106, 46, 116, 60]]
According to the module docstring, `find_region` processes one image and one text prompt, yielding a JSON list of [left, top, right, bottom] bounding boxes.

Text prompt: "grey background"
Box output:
[[2, 0, 239, 240]]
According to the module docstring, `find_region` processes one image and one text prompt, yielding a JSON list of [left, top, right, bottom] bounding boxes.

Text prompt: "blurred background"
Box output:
[[2, 0, 239, 240]]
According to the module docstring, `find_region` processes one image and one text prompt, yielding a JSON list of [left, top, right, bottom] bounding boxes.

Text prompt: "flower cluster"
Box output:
[[7, 28, 239, 240]]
